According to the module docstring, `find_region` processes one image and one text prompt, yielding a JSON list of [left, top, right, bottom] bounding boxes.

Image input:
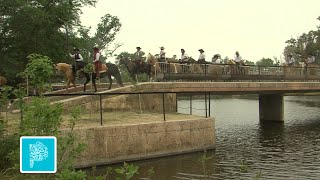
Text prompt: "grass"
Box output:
[[2, 111, 203, 133]]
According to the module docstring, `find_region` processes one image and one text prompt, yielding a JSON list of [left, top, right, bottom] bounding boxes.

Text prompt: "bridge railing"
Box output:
[[154, 62, 320, 82]]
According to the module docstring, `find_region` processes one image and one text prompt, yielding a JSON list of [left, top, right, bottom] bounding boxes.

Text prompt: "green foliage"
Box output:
[[0, 85, 13, 111], [83, 63, 95, 74], [95, 14, 122, 51], [256, 58, 274, 66], [21, 97, 63, 135], [57, 107, 87, 172], [23, 54, 55, 94], [115, 162, 139, 180], [55, 169, 87, 180], [0, 113, 19, 170], [0, 0, 123, 85], [283, 16, 320, 63]]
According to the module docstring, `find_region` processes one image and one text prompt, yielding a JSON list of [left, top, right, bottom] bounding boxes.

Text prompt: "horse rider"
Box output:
[[69, 48, 84, 77], [286, 54, 295, 66], [234, 51, 243, 65], [180, 49, 189, 64], [306, 54, 316, 66], [159, 46, 166, 62], [198, 49, 206, 64], [212, 54, 222, 64], [133, 47, 145, 71], [93, 47, 102, 79]]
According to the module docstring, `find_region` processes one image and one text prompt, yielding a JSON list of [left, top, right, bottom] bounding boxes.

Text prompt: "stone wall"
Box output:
[[68, 118, 215, 168]]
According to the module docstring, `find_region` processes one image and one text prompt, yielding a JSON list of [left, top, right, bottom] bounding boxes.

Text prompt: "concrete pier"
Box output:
[[259, 94, 284, 122], [70, 118, 215, 168]]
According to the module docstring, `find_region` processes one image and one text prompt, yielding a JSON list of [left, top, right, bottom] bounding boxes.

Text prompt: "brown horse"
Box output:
[[225, 59, 247, 75], [119, 54, 156, 82], [54, 63, 76, 91], [55, 62, 123, 92]]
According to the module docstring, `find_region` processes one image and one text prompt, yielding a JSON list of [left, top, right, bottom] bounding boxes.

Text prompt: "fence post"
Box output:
[[205, 92, 207, 118], [99, 94, 103, 126], [162, 92, 166, 121], [208, 92, 211, 117], [175, 93, 178, 112], [190, 93, 192, 115]]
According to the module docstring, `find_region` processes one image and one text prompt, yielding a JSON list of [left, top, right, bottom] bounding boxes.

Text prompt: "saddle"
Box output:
[[98, 64, 108, 73]]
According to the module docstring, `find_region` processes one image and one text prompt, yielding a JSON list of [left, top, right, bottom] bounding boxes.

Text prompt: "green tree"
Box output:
[[23, 54, 54, 95], [283, 16, 320, 63], [0, 0, 124, 85], [0, 0, 96, 77], [256, 58, 274, 66]]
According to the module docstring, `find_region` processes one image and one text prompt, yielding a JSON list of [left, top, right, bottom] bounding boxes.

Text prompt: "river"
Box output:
[[105, 95, 320, 179]]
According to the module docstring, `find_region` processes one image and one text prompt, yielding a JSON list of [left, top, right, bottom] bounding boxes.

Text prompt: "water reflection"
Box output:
[[104, 95, 320, 179]]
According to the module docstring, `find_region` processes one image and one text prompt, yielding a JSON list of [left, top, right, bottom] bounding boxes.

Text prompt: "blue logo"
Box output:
[[20, 136, 57, 173]]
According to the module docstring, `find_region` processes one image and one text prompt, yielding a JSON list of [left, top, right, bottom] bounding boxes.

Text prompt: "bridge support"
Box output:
[[259, 94, 284, 122]]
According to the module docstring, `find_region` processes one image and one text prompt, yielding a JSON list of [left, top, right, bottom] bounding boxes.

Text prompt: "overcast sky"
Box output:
[[81, 0, 320, 62]]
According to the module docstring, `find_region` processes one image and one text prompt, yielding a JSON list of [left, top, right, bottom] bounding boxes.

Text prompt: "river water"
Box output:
[[119, 95, 320, 179]]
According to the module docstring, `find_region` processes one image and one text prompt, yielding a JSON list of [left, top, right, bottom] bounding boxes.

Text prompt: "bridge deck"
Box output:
[[95, 82, 320, 95]]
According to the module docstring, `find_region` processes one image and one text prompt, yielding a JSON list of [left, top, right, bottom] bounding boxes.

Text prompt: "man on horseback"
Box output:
[[180, 49, 189, 64], [198, 49, 206, 64], [159, 46, 166, 62], [286, 54, 295, 66], [69, 48, 84, 78], [93, 47, 102, 79], [133, 47, 145, 72]]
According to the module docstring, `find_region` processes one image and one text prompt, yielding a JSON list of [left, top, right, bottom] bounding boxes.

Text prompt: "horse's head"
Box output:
[[147, 53, 157, 65], [118, 56, 128, 66]]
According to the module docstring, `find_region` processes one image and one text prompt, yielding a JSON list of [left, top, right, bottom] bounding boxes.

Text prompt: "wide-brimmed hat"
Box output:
[[74, 48, 80, 51], [199, 49, 204, 52], [136, 47, 141, 49], [160, 46, 164, 49]]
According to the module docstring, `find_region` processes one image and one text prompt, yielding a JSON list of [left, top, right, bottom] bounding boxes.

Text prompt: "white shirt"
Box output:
[[94, 52, 101, 62], [181, 53, 188, 60], [234, 55, 242, 62], [307, 56, 315, 64], [286, 57, 294, 64], [212, 57, 222, 64], [160, 50, 166, 58], [198, 53, 206, 60], [69, 53, 83, 61]]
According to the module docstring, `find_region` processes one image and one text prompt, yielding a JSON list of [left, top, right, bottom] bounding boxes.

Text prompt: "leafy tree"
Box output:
[[283, 16, 320, 63], [23, 54, 54, 95], [256, 58, 274, 66], [244, 60, 255, 65], [0, 0, 122, 86]]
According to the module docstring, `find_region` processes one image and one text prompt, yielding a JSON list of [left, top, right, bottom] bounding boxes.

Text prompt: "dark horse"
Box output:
[[118, 56, 154, 82], [55, 62, 123, 92]]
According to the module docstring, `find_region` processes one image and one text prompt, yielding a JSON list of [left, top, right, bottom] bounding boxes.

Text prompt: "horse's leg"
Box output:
[[108, 74, 112, 90], [66, 80, 71, 93], [115, 73, 124, 87], [83, 73, 90, 92], [92, 73, 97, 92]]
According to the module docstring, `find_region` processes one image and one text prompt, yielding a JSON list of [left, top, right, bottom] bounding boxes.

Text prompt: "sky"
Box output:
[[80, 0, 320, 63]]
